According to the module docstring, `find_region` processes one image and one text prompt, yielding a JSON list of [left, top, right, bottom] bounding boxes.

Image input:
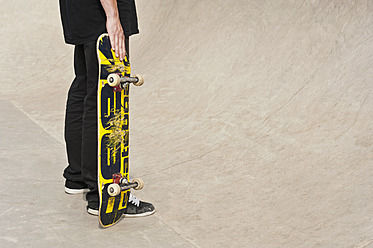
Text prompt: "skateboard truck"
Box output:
[[107, 173, 144, 197], [107, 74, 144, 89]]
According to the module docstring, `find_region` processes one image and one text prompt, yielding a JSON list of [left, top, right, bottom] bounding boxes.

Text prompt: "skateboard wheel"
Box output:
[[133, 74, 144, 86], [107, 74, 121, 87], [107, 183, 121, 196], [132, 178, 144, 190]]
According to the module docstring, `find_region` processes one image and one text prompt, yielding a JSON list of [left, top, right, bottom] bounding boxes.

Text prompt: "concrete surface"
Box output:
[[1, 0, 373, 247]]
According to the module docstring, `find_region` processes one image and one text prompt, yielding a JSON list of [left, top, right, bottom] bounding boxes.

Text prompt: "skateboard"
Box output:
[[96, 33, 145, 228]]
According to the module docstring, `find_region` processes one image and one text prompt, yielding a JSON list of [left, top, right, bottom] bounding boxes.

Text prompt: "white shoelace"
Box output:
[[128, 193, 140, 207]]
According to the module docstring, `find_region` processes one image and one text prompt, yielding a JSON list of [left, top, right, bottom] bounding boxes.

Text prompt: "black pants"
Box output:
[[63, 38, 129, 204]]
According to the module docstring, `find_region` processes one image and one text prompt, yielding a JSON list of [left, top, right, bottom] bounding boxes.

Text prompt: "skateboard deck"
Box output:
[[96, 33, 144, 228]]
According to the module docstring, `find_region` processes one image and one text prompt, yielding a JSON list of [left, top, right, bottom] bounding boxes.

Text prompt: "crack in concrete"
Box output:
[[154, 215, 201, 248], [142, 138, 240, 177]]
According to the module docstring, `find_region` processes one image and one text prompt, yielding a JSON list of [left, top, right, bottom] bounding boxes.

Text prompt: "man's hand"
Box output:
[[100, 0, 126, 61], [106, 17, 126, 61]]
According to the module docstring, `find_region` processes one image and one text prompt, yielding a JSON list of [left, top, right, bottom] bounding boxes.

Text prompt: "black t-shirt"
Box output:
[[59, 0, 139, 45]]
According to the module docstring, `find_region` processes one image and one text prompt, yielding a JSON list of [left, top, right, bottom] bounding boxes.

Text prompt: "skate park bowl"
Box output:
[[1, 0, 373, 247]]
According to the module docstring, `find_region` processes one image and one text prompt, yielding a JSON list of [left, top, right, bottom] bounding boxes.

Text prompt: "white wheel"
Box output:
[[107, 74, 121, 87], [133, 74, 144, 86], [107, 183, 121, 196], [132, 178, 144, 190]]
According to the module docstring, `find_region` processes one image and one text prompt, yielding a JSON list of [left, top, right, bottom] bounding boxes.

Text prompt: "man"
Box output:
[[59, 0, 155, 217]]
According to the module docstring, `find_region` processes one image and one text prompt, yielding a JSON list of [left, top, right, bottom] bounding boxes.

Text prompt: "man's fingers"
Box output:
[[119, 37, 126, 61], [108, 33, 115, 51], [106, 18, 126, 61], [115, 34, 119, 58], [108, 31, 117, 55], [114, 35, 126, 61], [110, 33, 125, 61]]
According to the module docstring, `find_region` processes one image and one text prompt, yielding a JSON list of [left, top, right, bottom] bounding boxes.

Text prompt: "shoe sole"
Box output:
[[65, 187, 89, 195], [123, 209, 155, 218], [87, 209, 155, 217], [87, 208, 99, 216]]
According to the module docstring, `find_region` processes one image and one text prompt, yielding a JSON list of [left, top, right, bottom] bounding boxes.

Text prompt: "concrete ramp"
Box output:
[[1, 0, 373, 247]]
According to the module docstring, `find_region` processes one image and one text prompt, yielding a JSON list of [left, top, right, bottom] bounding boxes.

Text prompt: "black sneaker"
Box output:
[[86, 194, 155, 217], [123, 194, 155, 218], [65, 180, 89, 195], [87, 201, 99, 216]]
